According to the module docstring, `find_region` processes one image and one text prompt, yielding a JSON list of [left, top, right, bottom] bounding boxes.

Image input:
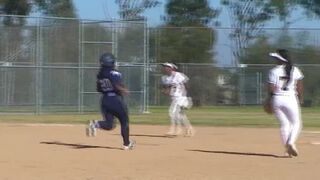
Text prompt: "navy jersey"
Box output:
[[95, 66, 130, 146], [96, 67, 123, 96]]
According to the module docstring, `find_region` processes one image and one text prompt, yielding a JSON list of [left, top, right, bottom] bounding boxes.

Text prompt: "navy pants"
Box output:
[[97, 95, 130, 146]]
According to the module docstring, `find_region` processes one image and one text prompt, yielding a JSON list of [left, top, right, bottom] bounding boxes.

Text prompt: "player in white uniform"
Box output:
[[268, 49, 304, 157], [161, 62, 194, 137]]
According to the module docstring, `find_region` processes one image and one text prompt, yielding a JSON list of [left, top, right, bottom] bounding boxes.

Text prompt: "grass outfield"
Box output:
[[0, 106, 319, 129]]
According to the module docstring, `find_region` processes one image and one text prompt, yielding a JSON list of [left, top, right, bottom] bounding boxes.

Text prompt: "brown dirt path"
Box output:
[[0, 123, 320, 180]]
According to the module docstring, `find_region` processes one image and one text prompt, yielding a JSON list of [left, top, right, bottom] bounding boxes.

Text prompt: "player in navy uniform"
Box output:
[[86, 52, 135, 150]]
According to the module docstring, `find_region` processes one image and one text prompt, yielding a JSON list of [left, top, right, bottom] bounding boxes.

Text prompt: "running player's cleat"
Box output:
[[123, 140, 136, 150], [86, 120, 97, 137], [287, 144, 298, 157]]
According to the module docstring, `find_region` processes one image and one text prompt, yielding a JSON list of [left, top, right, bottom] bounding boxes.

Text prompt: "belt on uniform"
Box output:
[[104, 92, 117, 96]]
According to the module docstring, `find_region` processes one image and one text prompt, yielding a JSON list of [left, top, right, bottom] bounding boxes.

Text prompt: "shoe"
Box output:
[[165, 126, 176, 136], [284, 152, 292, 158], [185, 127, 195, 137], [286, 144, 298, 157], [123, 140, 136, 150], [175, 127, 183, 135], [86, 120, 97, 137], [165, 131, 176, 136]]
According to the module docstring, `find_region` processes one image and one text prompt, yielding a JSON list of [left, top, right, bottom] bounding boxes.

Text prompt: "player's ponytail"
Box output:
[[277, 49, 292, 90]]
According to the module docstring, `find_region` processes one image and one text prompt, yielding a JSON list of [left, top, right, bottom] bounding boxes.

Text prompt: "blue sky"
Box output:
[[73, 0, 320, 28]]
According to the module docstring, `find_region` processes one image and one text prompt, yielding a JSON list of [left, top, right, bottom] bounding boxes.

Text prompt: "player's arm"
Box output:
[[181, 82, 189, 97], [160, 76, 171, 95], [112, 71, 129, 96], [96, 80, 103, 92], [161, 84, 171, 95], [267, 70, 277, 97], [114, 76, 129, 96], [262, 82, 275, 114], [115, 84, 129, 96], [296, 79, 303, 104], [183, 73, 190, 96], [267, 83, 276, 96], [96, 70, 104, 93], [296, 67, 304, 105]]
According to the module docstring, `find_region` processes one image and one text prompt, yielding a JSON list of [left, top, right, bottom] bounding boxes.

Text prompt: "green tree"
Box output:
[[2, 0, 30, 15], [115, 0, 161, 20], [298, 0, 320, 17], [1, 0, 31, 25], [157, 27, 215, 63], [158, 0, 219, 63], [152, 0, 220, 106], [34, 0, 76, 17], [221, 0, 274, 65], [291, 33, 320, 106], [164, 0, 219, 26], [238, 30, 320, 106]]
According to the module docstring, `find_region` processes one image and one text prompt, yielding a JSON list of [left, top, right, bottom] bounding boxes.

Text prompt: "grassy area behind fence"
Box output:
[[0, 106, 319, 129]]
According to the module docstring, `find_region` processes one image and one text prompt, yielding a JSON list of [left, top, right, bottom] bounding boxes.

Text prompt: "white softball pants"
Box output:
[[272, 95, 302, 145], [169, 97, 191, 127]]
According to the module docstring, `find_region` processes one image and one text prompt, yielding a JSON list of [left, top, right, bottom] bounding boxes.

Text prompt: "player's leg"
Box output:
[[86, 98, 117, 136], [175, 97, 194, 136], [179, 107, 194, 137], [168, 99, 182, 135], [114, 97, 135, 150], [273, 97, 293, 157], [286, 97, 302, 144], [86, 120, 97, 137], [274, 107, 292, 145], [285, 97, 302, 156], [167, 99, 177, 135], [97, 112, 116, 130], [273, 97, 292, 144], [118, 113, 130, 145], [86, 97, 106, 137]]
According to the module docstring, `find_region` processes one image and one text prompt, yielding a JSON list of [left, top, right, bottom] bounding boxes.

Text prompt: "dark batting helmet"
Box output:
[[99, 52, 116, 67]]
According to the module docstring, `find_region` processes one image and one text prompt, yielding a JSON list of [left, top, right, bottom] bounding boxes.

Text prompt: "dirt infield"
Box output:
[[0, 123, 320, 180]]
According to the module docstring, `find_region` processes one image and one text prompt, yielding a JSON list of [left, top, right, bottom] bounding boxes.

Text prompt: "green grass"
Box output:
[[0, 106, 319, 129]]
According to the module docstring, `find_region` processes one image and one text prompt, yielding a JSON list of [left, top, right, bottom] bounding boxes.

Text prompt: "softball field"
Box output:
[[1, 123, 320, 180]]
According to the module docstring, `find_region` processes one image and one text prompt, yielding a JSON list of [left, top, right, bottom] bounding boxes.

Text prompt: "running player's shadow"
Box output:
[[188, 149, 289, 158], [40, 141, 123, 150], [130, 134, 176, 138], [113, 133, 176, 138]]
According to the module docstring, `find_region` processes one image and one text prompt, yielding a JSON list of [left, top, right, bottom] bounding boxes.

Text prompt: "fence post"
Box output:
[[143, 19, 149, 113], [35, 16, 42, 114]]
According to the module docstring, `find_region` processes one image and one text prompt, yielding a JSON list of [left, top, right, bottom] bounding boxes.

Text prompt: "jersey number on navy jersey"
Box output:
[[99, 78, 114, 92]]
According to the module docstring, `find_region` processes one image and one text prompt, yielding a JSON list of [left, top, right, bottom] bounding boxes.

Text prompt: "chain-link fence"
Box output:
[[148, 26, 320, 108], [149, 63, 320, 107], [0, 15, 147, 114], [1, 15, 320, 114]]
